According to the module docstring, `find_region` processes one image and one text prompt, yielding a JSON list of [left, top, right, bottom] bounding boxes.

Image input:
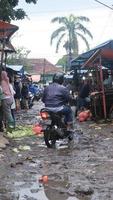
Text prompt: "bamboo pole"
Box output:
[[99, 56, 107, 119]]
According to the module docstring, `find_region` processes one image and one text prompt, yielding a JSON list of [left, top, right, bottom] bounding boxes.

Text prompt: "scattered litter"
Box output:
[[67, 197, 79, 200], [78, 110, 92, 122], [12, 148, 19, 153], [10, 161, 23, 168], [32, 124, 43, 135], [39, 175, 48, 183], [18, 145, 31, 151], [94, 126, 101, 130], [12, 145, 31, 152], [89, 123, 97, 127], [0, 154, 4, 158], [103, 138, 111, 141]]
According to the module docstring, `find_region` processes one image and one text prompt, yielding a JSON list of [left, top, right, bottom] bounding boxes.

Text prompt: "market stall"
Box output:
[[71, 40, 113, 120], [0, 20, 18, 69]]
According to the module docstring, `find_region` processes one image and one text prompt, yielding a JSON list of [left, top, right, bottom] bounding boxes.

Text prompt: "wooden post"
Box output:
[[43, 58, 46, 85], [99, 56, 107, 119]]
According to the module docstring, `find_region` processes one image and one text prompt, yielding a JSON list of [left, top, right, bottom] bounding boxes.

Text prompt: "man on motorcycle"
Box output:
[[42, 72, 74, 140]]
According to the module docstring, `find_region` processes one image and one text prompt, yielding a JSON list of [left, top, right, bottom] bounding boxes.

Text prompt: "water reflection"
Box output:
[[4, 136, 80, 200], [44, 179, 69, 200], [13, 174, 73, 200], [14, 180, 49, 200]]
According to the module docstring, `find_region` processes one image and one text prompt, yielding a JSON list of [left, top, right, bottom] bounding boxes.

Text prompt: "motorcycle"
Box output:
[[29, 84, 43, 103], [28, 92, 34, 109], [28, 89, 43, 109], [40, 108, 73, 148], [33, 89, 43, 102]]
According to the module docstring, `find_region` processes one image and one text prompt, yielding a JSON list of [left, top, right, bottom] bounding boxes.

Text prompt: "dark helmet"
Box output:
[[53, 72, 64, 84]]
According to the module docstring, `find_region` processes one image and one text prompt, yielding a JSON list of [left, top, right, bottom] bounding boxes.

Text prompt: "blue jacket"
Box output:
[[42, 83, 70, 107], [29, 84, 39, 95]]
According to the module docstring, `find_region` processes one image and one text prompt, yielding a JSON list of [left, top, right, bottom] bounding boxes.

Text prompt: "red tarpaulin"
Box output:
[[0, 21, 19, 66], [0, 20, 18, 41], [0, 41, 16, 53]]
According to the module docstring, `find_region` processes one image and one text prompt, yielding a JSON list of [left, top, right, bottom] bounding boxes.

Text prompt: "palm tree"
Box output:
[[50, 14, 93, 68]]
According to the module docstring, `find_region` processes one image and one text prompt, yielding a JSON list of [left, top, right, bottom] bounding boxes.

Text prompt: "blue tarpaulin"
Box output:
[[6, 65, 24, 73], [71, 40, 113, 70]]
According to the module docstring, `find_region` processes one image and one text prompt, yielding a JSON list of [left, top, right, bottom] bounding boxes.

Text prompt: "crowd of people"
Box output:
[[0, 70, 42, 132], [0, 68, 93, 135]]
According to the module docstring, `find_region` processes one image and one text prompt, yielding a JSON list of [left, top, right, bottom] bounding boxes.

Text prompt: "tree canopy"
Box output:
[[0, 0, 38, 22], [50, 14, 93, 69]]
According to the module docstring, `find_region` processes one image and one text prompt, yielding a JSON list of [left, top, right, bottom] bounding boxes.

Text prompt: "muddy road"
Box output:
[[0, 101, 113, 200]]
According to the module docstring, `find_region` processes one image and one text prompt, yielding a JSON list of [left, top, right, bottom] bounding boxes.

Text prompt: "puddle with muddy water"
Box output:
[[13, 177, 71, 200], [5, 102, 113, 200], [12, 141, 74, 200], [0, 140, 78, 200]]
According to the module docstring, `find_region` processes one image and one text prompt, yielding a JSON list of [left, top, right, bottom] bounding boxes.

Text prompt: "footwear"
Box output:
[[68, 131, 74, 141], [0, 128, 4, 132]]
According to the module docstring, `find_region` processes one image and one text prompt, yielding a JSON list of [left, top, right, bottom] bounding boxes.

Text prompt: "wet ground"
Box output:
[[0, 101, 113, 199]]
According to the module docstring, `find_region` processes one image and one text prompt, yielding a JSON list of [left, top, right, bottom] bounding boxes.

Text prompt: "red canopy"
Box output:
[[0, 20, 19, 42], [0, 21, 19, 66], [0, 41, 16, 53]]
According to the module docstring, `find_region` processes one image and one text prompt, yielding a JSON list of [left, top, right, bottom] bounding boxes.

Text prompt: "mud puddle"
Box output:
[[0, 129, 94, 200], [14, 180, 49, 200], [13, 175, 71, 200], [1, 102, 113, 199]]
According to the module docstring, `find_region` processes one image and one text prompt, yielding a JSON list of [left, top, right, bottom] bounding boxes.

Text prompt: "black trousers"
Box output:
[[0, 106, 3, 131]]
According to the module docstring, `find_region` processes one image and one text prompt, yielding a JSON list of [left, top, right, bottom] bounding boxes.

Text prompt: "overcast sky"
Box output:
[[12, 0, 113, 64]]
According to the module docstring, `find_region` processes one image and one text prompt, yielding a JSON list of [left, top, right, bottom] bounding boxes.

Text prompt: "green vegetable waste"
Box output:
[[7, 126, 33, 138]]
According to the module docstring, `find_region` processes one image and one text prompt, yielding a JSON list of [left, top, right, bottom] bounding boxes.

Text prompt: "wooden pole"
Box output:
[[1, 39, 5, 69], [43, 58, 46, 85], [99, 56, 107, 119]]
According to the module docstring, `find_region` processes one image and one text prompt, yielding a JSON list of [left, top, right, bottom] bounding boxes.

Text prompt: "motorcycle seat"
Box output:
[[41, 107, 63, 114]]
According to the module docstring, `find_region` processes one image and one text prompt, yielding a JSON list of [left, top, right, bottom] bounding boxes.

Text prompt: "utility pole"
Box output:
[[94, 0, 113, 10], [43, 58, 46, 85]]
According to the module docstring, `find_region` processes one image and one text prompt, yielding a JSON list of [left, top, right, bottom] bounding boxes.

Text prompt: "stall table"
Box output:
[[90, 89, 113, 120]]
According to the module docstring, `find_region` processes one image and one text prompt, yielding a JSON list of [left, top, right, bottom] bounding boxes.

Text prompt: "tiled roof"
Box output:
[[27, 58, 63, 75]]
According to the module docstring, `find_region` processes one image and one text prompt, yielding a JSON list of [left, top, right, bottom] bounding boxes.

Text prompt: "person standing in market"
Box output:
[[14, 75, 22, 111], [9, 76, 16, 128], [0, 71, 14, 130], [0, 85, 3, 132], [76, 78, 91, 116], [21, 79, 29, 111]]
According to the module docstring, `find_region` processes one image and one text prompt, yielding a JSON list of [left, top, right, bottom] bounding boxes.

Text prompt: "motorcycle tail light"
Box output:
[[40, 111, 49, 119]]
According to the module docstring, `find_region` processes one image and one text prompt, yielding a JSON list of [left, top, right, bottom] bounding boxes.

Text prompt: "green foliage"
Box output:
[[56, 56, 67, 66], [7, 46, 30, 59], [7, 125, 33, 138], [56, 54, 76, 72], [0, 0, 38, 22], [50, 14, 93, 69], [7, 46, 31, 67]]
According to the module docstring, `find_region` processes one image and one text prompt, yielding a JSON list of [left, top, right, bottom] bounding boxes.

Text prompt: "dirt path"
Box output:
[[0, 101, 113, 200]]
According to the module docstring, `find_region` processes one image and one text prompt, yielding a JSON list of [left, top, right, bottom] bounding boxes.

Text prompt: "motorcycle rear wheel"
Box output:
[[44, 128, 56, 148]]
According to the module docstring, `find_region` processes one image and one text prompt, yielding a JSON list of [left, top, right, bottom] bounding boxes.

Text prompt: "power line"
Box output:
[[94, 0, 113, 43], [94, 0, 113, 10], [97, 10, 113, 43]]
